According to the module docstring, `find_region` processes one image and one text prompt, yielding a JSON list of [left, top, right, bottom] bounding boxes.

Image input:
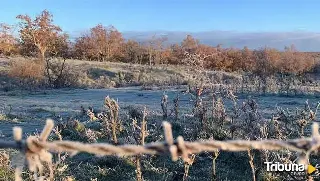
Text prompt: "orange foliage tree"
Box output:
[[74, 24, 124, 61], [167, 43, 184, 64], [48, 33, 70, 58], [252, 47, 280, 77], [181, 35, 199, 54], [122, 40, 145, 64], [144, 35, 168, 65], [0, 23, 17, 55], [16, 10, 64, 63], [0, 9, 316, 76], [239, 46, 255, 72], [73, 34, 92, 60], [278, 45, 315, 74]]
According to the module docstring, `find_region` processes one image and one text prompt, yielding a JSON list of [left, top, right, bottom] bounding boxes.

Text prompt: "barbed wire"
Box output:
[[1, 119, 320, 180]]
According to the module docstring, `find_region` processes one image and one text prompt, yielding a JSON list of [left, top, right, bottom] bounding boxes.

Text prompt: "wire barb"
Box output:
[[1, 119, 320, 181]]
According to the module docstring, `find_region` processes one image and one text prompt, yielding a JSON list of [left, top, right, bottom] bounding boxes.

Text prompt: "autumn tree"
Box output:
[[73, 34, 93, 60], [240, 46, 255, 72], [74, 24, 124, 61], [253, 47, 280, 77], [195, 44, 218, 69], [48, 33, 70, 58], [0, 23, 17, 55], [181, 34, 199, 54], [89, 24, 109, 61], [105, 25, 124, 60], [169, 43, 184, 64], [203, 44, 228, 70], [91, 24, 124, 61], [181, 44, 217, 69], [122, 40, 144, 64], [222, 48, 243, 71], [145, 35, 167, 65], [16, 10, 63, 63], [279, 45, 315, 74], [160, 47, 173, 64]]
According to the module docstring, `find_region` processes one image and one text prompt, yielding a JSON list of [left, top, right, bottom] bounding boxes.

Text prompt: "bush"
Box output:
[[7, 58, 80, 89], [0, 151, 14, 181], [45, 58, 79, 88], [8, 59, 44, 86]]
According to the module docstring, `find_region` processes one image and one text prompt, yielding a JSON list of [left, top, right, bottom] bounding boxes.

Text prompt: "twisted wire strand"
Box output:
[[1, 119, 320, 180], [2, 120, 320, 158], [27, 135, 318, 157]]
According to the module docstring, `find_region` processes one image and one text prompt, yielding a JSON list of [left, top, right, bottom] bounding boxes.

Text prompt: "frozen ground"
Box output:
[[0, 87, 320, 139]]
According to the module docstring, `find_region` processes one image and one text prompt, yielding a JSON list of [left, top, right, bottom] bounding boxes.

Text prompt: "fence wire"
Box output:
[[1, 119, 320, 180]]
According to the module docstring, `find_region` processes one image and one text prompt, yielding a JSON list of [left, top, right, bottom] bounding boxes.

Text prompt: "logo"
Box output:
[[264, 162, 305, 172], [264, 161, 320, 178], [308, 164, 317, 174]]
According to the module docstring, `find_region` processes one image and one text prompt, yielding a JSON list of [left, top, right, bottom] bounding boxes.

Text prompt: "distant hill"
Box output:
[[122, 31, 320, 52]]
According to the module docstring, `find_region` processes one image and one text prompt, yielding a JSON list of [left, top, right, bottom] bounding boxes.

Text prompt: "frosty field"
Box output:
[[1, 87, 319, 140]]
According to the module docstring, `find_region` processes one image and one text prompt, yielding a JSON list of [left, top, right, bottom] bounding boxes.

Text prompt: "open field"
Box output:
[[1, 85, 320, 180], [2, 59, 320, 181], [1, 87, 320, 123], [3, 5, 320, 181], [0, 57, 246, 90], [2, 57, 320, 180]]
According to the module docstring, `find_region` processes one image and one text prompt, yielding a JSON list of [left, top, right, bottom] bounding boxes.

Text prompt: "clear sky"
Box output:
[[1, 0, 320, 34]]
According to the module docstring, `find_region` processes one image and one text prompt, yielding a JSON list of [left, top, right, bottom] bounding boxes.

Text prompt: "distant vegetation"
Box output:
[[0, 9, 320, 93], [2, 9, 320, 181], [0, 10, 319, 72]]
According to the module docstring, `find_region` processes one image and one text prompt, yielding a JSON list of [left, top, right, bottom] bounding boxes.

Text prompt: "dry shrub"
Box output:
[[45, 58, 79, 88], [7, 58, 80, 89], [8, 59, 44, 85], [0, 150, 14, 180], [0, 151, 9, 167]]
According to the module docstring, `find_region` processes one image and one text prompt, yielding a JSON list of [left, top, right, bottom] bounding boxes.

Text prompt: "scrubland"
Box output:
[[2, 9, 320, 181], [1, 70, 320, 180]]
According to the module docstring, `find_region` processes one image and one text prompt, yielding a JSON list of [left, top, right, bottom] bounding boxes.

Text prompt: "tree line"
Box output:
[[0, 10, 318, 76]]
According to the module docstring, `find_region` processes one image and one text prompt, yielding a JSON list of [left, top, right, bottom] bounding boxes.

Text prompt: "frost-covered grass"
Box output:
[[0, 57, 244, 90], [2, 57, 320, 180], [1, 86, 320, 180]]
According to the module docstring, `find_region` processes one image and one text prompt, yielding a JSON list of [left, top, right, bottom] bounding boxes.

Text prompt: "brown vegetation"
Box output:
[[16, 10, 66, 63], [1, 92, 320, 180], [2, 7, 320, 181], [0, 9, 318, 85], [8, 59, 44, 84], [0, 23, 17, 56]]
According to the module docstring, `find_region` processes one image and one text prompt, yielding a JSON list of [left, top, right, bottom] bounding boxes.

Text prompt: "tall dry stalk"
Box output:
[[52, 126, 69, 180], [173, 94, 180, 121], [211, 150, 220, 181], [104, 96, 120, 144], [247, 149, 256, 181], [132, 107, 148, 181], [183, 154, 196, 181], [161, 93, 168, 119]]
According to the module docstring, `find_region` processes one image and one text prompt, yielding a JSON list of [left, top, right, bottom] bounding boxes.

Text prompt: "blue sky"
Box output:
[[1, 0, 320, 34]]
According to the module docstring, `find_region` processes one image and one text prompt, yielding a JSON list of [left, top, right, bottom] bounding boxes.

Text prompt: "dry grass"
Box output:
[[3, 57, 320, 180], [8, 59, 44, 82], [1, 92, 320, 181], [2, 57, 320, 97], [0, 150, 14, 181]]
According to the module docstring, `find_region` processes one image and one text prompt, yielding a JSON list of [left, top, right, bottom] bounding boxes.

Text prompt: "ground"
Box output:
[[1, 87, 320, 138], [1, 57, 320, 180]]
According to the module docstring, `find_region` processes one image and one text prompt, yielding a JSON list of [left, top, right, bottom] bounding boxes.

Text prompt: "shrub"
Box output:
[[8, 59, 44, 86], [45, 58, 79, 88], [0, 151, 14, 181], [8, 58, 80, 89]]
